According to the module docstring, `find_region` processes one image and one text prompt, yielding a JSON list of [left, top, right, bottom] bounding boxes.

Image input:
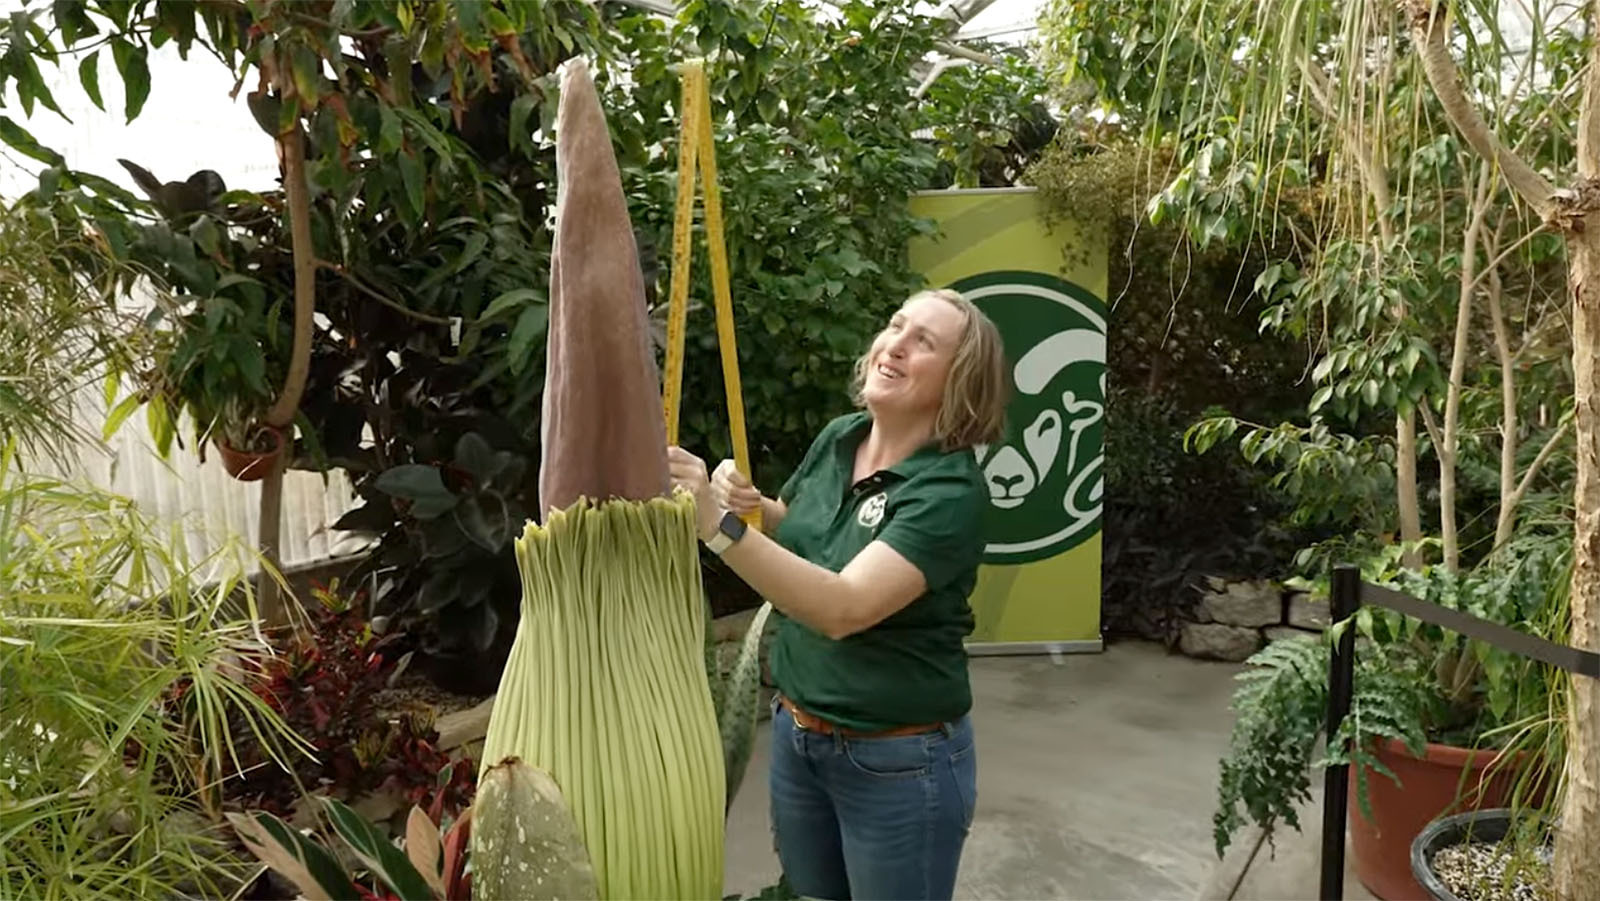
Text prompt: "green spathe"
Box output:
[[478, 491, 725, 899]]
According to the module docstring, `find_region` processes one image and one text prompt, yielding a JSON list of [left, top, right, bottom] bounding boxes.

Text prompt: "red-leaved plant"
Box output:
[[225, 581, 475, 819]]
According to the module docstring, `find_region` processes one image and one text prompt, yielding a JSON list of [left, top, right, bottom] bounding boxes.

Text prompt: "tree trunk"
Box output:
[[1553, 4, 1600, 893], [1441, 168, 1492, 572], [1397, 412, 1424, 569], [254, 452, 287, 624], [256, 109, 316, 626], [1487, 262, 1520, 550], [1555, 208, 1600, 901]]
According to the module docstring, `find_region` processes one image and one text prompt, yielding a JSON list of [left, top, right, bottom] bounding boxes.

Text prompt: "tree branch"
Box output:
[[1409, 1, 1558, 219], [1419, 400, 1444, 455], [1506, 418, 1574, 514], [313, 259, 455, 326], [1466, 221, 1552, 299]]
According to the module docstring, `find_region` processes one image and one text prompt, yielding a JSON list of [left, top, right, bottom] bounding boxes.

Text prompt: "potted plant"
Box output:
[[1410, 808, 1554, 901], [209, 396, 286, 482], [1212, 534, 1569, 900], [121, 278, 293, 482]]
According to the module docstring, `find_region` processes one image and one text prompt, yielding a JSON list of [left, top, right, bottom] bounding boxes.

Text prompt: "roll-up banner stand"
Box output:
[[908, 187, 1106, 656]]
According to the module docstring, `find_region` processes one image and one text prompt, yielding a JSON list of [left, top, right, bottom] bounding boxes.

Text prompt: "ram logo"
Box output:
[[953, 272, 1107, 565]]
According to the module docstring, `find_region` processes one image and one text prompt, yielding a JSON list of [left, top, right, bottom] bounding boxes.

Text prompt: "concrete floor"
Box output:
[[722, 639, 1251, 900]]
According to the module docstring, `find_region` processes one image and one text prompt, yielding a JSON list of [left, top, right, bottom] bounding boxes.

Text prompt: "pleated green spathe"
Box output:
[[477, 489, 726, 900]]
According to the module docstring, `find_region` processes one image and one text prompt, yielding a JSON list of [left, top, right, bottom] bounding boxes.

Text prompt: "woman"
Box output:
[[667, 287, 1010, 900]]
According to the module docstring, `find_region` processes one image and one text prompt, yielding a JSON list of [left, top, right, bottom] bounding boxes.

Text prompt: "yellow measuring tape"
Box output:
[[661, 59, 759, 528]]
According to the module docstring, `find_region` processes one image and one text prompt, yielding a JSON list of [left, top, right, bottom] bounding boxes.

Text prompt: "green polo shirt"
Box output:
[[768, 411, 984, 732]]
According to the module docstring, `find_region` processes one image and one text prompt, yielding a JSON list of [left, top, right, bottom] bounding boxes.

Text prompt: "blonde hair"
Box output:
[[851, 288, 1011, 451]]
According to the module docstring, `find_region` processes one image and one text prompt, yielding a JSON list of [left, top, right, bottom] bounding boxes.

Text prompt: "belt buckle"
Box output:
[[783, 696, 810, 732]]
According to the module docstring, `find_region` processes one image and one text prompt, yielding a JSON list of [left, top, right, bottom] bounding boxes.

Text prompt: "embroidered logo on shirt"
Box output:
[[857, 492, 887, 528]]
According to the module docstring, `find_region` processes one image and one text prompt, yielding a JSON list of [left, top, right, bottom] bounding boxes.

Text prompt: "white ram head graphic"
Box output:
[[974, 329, 1105, 513]]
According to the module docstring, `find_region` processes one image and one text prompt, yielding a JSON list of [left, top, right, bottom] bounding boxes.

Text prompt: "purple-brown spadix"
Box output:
[[537, 56, 670, 519]]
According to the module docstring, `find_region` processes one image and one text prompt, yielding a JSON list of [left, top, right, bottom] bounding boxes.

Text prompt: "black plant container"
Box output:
[[1411, 808, 1549, 901]]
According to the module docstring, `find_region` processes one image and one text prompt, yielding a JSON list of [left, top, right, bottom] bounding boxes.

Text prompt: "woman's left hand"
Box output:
[[667, 445, 721, 540]]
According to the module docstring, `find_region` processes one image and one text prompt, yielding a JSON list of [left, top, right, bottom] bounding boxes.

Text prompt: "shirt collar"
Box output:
[[832, 412, 948, 482]]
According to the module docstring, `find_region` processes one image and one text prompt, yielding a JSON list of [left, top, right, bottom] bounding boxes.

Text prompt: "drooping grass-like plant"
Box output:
[[0, 440, 308, 899]]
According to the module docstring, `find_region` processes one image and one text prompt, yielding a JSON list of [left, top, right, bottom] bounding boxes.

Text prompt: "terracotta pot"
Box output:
[[216, 427, 284, 482], [1349, 738, 1541, 900]]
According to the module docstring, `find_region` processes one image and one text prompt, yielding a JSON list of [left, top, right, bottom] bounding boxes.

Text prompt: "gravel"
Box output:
[[1431, 840, 1552, 901]]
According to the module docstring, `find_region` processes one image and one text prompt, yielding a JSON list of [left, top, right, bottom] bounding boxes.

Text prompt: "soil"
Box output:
[[1433, 841, 1552, 901], [369, 664, 491, 724]]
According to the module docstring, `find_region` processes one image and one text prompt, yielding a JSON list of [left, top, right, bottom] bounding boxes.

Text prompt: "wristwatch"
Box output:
[[704, 510, 748, 555]]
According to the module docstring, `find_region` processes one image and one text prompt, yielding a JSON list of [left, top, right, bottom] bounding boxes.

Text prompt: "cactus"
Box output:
[[473, 757, 598, 901]]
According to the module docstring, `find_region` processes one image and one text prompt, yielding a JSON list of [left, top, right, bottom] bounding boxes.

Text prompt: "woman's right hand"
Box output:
[[710, 459, 763, 517]]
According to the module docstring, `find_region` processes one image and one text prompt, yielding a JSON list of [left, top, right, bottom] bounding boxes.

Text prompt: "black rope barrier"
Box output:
[[1319, 563, 1600, 900]]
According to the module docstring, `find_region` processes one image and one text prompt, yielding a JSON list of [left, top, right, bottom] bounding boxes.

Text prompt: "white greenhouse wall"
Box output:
[[36, 378, 372, 574]]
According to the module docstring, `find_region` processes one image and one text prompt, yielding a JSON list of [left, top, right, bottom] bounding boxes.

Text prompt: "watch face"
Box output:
[[721, 511, 748, 539]]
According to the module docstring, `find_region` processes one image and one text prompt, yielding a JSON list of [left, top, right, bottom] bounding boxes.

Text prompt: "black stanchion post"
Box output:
[[1320, 564, 1361, 901]]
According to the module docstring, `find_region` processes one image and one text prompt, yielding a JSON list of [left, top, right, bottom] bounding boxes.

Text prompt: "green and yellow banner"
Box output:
[[908, 188, 1106, 654]]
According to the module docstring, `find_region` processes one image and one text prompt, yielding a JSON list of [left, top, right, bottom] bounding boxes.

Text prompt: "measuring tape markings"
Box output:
[[662, 60, 760, 529]]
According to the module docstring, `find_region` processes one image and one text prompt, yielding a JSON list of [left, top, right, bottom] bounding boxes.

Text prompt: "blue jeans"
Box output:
[[768, 698, 977, 900]]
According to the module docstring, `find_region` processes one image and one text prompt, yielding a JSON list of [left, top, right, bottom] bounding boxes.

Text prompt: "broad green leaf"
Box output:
[[394, 108, 453, 160], [103, 368, 122, 412], [453, 495, 508, 552], [54, 0, 98, 44], [484, 6, 515, 36], [291, 46, 323, 110], [398, 152, 425, 218], [1309, 385, 1333, 412], [236, 341, 268, 394], [757, 90, 780, 123], [375, 464, 453, 503], [719, 602, 774, 812], [1312, 352, 1336, 383], [190, 215, 220, 256], [379, 104, 403, 155], [110, 40, 151, 122], [454, 432, 498, 483], [226, 811, 352, 901], [35, 166, 61, 202], [509, 93, 536, 153], [147, 397, 174, 457], [102, 394, 142, 441], [480, 288, 540, 321], [507, 304, 548, 374], [79, 52, 104, 110], [1403, 344, 1422, 374], [322, 797, 437, 901], [0, 117, 64, 166]]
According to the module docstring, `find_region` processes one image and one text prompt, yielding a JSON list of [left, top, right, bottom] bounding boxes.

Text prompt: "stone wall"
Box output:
[[1174, 577, 1329, 662]]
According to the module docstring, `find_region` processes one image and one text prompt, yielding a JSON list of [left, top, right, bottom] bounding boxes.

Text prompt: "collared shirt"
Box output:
[[769, 411, 984, 731]]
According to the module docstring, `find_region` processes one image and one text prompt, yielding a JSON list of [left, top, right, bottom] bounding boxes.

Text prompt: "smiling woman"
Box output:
[[667, 287, 1010, 901]]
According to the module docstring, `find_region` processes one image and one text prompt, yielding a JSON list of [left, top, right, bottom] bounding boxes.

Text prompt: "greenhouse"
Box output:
[[1, 1, 1597, 900]]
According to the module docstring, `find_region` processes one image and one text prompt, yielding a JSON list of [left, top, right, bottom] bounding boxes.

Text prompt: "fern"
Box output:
[[1212, 634, 1431, 857], [1213, 635, 1327, 856]]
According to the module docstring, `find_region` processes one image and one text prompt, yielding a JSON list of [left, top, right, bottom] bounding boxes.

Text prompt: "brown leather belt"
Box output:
[[778, 694, 944, 738]]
